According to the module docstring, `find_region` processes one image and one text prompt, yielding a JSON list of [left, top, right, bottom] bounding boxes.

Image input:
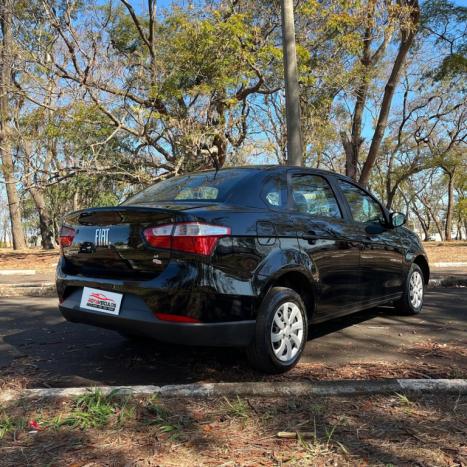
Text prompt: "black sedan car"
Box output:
[[57, 166, 429, 373]]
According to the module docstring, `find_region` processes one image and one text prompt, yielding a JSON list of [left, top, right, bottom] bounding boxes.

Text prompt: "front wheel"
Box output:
[[247, 287, 308, 374], [394, 264, 425, 315]]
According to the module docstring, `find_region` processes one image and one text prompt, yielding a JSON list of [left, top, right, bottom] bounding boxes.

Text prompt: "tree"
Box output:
[[359, 0, 420, 187], [0, 0, 26, 249], [421, 0, 467, 81], [434, 147, 466, 241], [26, 0, 281, 181], [291, 0, 420, 185]]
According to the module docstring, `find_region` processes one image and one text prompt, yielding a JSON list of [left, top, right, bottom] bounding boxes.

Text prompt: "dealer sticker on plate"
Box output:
[[80, 287, 123, 315]]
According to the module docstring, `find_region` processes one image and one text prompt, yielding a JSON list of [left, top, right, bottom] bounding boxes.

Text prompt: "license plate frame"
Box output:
[[80, 287, 123, 316]]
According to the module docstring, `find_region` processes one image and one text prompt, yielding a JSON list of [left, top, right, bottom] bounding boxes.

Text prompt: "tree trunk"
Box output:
[[341, 4, 374, 181], [416, 213, 430, 241], [359, 0, 420, 187], [0, 0, 26, 249], [428, 208, 444, 241], [445, 172, 454, 241], [386, 184, 397, 211], [409, 200, 430, 241], [73, 190, 80, 211], [281, 0, 303, 166], [29, 187, 56, 249]]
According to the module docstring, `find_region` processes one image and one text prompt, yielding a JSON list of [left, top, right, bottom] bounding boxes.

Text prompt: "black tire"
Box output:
[[394, 263, 425, 315], [247, 287, 308, 374]]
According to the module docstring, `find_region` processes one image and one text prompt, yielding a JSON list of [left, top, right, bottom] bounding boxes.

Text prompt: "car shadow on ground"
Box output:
[[1, 306, 388, 387], [1, 288, 466, 388]]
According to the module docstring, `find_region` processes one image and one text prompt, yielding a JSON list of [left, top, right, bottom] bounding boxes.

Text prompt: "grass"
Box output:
[[395, 392, 414, 407], [0, 414, 14, 440], [143, 395, 181, 434], [42, 389, 135, 431], [296, 417, 346, 460], [0, 408, 26, 440], [223, 396, 250, 419]]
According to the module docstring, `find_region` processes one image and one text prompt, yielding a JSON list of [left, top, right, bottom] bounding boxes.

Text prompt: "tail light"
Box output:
[[154, 312, 200, 323], [143, 222, 230, 256], [59, 225, 76, 247]]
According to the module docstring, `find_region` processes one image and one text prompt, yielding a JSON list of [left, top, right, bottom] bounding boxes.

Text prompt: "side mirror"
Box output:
[[389, 212, 406, 228]]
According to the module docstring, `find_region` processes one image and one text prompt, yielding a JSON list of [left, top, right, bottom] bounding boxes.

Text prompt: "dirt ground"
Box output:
[[424, 241, 467, 263], [0, 241, 466, 271], [0, 249, 59, 271], [2, 341, 466, 393], [0, 391, 465, 466], [1, 288, 466, 391]]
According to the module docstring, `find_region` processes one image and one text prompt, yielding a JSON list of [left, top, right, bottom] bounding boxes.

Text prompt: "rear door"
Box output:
[[288, 171, 363, 319], [335, 179, 404, 302]]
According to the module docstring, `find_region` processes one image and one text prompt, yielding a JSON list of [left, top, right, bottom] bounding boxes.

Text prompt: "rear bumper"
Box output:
[[59, 288, 256, 347], [56, 258, 258, 323]]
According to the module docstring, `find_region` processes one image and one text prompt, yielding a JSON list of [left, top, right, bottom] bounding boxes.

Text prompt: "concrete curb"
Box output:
[[0, 269, 36, 276], [1, 379, 466, 403], [428, 276, 467, 288], [432, 262, 467, 268], [0, 284, 56, 297]]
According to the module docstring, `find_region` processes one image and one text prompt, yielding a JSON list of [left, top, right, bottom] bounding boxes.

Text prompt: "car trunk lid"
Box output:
[[61, 205, 199, 280]]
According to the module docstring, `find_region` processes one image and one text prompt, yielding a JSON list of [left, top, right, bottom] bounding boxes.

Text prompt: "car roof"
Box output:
[[194, 165, 357, 185]]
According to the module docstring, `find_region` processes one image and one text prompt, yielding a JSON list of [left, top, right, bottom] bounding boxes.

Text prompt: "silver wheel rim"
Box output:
[[409, 271, 423, 309], [271, 302, 304, 362]]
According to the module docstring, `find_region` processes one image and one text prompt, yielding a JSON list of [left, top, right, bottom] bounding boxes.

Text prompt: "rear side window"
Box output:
[[262, 175, 286, 209], [123, 169, 252, 204], [338, 180, 385, 224], [290, 174, 341, 218]]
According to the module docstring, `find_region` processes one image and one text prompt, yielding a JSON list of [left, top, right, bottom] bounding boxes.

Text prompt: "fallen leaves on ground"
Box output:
[[0, 392, 465, 466]]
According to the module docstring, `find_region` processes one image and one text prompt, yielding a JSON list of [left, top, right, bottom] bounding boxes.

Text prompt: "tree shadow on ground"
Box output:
[[0, 392, 465, 465]]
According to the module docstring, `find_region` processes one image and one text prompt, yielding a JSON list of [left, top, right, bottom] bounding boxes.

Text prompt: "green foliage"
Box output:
[[2, 0, 465, 247], [223, 396, 250, 419], [143, 396, 182, 436], [54, 389, 134, 430], [0, 409, 26, 440], [422, 0, 466, 80], [0, 414, 14, 439], [434, 53, 467, 80], [109, 6, 145, 53]]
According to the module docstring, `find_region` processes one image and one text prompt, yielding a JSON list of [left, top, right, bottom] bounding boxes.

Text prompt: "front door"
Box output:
[[336, 179, 404, 302], [289, 172, 362, 320]]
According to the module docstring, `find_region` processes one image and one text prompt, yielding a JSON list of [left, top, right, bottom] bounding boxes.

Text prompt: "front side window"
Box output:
[[290, 174, 341, 218], [338, 180, 384, 224]]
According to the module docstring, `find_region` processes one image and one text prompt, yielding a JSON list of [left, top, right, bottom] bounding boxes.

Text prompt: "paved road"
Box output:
[[0, 289, 465, 387]]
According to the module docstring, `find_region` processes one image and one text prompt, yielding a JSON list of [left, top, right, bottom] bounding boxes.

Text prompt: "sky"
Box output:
[[1, 0, 464, 240]]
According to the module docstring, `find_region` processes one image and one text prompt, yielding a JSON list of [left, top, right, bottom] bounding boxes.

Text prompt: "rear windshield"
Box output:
[[122, 169, 252, 205]]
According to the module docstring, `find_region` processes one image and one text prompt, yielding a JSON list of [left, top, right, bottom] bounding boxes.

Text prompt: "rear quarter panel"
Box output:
[[195, 208, 316, 318]]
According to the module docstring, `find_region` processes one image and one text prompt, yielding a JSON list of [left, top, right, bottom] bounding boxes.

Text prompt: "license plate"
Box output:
[[80, 287, 123, 316]]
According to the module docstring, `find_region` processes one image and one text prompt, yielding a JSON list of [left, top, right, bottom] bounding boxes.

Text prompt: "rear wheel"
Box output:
[[247, 287, 307, 374], [394, 264, 425, 315]]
